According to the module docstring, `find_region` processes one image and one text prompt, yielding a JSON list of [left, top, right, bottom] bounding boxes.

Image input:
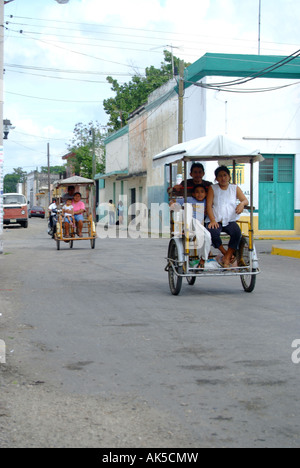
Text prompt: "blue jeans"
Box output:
[[206, 222, 242, 250]]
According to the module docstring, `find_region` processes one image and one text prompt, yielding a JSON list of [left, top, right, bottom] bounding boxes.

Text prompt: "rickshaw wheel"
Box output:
[[90, 238, 96, 249], [56, 240, 60, 250], [186, 276, 196, 286], [168, 240, 183, 296], [241, 269, 257, 293], [69, 240, 74, 249]]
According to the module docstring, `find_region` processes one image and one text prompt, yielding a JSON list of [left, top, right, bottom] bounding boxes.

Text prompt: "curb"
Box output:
[[271, 246, 300, 259]]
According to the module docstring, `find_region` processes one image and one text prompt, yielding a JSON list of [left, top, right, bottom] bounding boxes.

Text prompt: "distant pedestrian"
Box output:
[[117, 201, 124, 225], [108, 200, 115, 225]]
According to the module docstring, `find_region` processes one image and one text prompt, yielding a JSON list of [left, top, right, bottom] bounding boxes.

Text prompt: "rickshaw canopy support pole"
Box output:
[[169, 163, 174, 237], [249, 158, 254, 251], [232, 160, 236, 184], [184, 159, 189, 255]]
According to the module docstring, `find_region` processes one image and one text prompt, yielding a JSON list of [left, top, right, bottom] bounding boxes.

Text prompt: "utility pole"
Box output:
[[0, 0, 68, 254], [258, 0, 261, 55], [0, 1, 5, 254], [177, 60, 185, 176], [91, 128, 96, 179], [47, 143, 51, 205]]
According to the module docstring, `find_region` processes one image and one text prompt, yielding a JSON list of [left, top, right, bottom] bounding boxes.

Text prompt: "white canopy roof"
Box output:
[[53, 176, 95, 187], [153, 134, 263, 167]]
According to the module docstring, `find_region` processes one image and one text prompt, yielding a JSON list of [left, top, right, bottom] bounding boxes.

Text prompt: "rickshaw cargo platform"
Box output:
[[153, 134, 263, 295]]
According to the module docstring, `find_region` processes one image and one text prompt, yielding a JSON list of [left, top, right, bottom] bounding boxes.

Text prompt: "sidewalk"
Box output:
[[252, 233, 300, 259]]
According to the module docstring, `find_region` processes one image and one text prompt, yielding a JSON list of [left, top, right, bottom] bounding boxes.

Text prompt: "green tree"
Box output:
[[67, 121, 106, 179], [40, 165, 66, 175], [4, 168, 27, 193], [103, 51, 190, 131]]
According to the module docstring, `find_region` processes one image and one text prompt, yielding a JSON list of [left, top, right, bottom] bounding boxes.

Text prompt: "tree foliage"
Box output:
[[40, 165, 66, 175], [67, 121, 106, 178], [103, 51, 190, 131], [4, 168, 27, 193]]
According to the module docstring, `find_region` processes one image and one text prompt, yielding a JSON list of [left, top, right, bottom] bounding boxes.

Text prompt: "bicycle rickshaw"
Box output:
[[153, 135, 263, 295], [52, 176, 97, 250]]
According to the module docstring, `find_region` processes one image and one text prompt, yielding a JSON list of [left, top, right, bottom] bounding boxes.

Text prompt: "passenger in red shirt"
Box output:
[[72, 192, 86, 237]]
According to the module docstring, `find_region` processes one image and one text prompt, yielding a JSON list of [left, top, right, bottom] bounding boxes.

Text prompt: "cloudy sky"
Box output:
[[3, 0, 300, 175]]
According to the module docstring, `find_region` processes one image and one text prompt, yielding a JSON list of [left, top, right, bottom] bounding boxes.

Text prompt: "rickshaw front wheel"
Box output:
[[241, 269, 257, 293], [168, 240, 183, 296]]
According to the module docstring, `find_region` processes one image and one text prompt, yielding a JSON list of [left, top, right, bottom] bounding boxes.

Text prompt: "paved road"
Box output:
[[1, 219, 300, 447]]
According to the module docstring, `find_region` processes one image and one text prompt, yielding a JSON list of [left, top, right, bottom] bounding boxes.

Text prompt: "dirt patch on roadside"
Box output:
[[0, 360, 198, 448]]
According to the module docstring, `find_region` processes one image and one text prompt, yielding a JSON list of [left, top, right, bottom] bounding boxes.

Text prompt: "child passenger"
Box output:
[[170, 163, 212, 197], [171, 183, 207, 224], [62, 198, 75, 238], [170, 184, 212, 268]]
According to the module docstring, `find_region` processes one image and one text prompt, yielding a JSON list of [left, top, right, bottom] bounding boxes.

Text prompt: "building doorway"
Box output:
[[130, 188, 136, 223], [259, 155, 294, 230]]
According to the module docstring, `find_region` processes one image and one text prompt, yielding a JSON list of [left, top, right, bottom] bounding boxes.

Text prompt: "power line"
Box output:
[[4, 63, 135, 76], [186, 79, 300, 94], [6, 18, 299, 56], [7, 14, 300, 50], [4, 67, 123, 84], [5, 91, 101, 103], [4, 26, 145, 69]]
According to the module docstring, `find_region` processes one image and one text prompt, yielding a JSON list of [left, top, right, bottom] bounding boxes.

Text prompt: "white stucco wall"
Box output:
[[105, 131, 129, 174], [176, 76, 298, 221]]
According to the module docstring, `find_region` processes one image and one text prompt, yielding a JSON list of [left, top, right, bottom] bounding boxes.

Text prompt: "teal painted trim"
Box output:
[[184, 53, 300, 90], [250, 210, 300, 214], [104, 126, 129, 145], [95, 170, 128, 180]]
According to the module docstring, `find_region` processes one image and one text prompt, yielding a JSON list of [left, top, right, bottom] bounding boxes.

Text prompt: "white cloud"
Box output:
[[3, 0, 300, 175]]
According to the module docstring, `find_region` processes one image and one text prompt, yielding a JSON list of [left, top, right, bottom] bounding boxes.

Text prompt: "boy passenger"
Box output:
[[170, 163, 212, 197]]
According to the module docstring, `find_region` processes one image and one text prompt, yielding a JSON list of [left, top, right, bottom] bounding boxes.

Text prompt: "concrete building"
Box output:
[[96, 52, 300, 235], [25, 171, 60, 209]]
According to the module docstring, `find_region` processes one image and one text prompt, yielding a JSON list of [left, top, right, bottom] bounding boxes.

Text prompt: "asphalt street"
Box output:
[[1, 219, 300, 448]]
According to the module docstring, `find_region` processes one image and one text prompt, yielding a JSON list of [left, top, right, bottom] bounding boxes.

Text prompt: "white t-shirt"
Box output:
[[48, 203, 57, 215], [63, 204, 74, 217], [211, 184, 240, 227]]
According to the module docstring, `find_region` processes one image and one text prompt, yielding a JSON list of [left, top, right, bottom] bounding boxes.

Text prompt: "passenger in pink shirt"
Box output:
[[72, 192, 86, 237]]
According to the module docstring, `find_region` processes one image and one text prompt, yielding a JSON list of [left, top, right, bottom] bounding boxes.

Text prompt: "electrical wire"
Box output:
[[4, 91, 102, 103], [7, 14, 300, 51], [4, 26, 145, 70], [186, 80, 300, 93], [4, 67, 123, 84], [4, 63, 135, 77], [5, 19, 296, 56]]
